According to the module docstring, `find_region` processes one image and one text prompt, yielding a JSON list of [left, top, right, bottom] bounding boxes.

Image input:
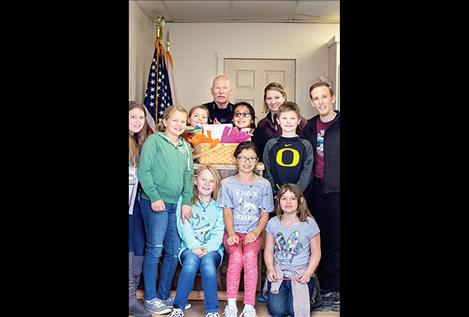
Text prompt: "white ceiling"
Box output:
[[133, 0, 339, 24]]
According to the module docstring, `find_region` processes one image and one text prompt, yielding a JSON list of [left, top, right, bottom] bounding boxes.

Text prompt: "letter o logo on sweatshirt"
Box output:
[[276, 148, 300, 167]]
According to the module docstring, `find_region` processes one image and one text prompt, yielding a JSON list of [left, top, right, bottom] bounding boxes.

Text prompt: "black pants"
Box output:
[[305, 180, 340, 292]]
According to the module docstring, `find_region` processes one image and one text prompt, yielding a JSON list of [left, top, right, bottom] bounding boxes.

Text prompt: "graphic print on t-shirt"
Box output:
[[275, 230, 303, 263], [316, 129, 325, 157], [235, 195, 258, 223]]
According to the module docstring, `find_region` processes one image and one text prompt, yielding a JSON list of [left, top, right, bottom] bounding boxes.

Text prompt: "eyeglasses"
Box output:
[[233, 112, 252, 118], [237, 156, 258, 163]]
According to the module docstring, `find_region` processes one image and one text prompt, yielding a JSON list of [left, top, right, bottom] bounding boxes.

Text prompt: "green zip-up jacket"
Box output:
[[137, 132, 194, 206]]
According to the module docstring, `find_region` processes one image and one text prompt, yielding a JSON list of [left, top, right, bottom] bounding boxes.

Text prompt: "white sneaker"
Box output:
[[168, 308, 184, 317], [239, 305, 258, 317], [223, 304, 238, 317]]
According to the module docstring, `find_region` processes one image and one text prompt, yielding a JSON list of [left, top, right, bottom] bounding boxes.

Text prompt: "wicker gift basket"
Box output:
[[192, 143, 238, 164]]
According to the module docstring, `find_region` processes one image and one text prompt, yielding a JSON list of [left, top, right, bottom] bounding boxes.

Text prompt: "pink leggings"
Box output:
[[223, 230, 263, 305]]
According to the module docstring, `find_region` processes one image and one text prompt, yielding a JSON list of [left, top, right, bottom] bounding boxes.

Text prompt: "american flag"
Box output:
[[143, 40, 173, 131]]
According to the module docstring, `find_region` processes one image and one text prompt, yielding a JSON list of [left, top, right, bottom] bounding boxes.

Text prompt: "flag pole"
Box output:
[[166, 30, 173, 68], [154, 15, 165, 40], [143, 14, 174, 132]]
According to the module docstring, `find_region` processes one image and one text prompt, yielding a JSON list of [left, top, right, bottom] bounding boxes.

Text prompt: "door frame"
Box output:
[[216, 51, 303, 105]]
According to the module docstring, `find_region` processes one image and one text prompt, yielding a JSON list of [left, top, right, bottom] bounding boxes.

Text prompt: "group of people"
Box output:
[[129, 75, 340, 317]]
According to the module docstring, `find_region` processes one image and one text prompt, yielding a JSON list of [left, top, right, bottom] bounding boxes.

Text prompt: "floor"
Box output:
[[178, 299, 340, 317], [133, 296, 339, 317]]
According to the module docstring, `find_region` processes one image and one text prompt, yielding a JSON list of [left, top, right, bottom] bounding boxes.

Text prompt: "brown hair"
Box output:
[[192, 165, 222, 205], [274, 183, 312, 222], [129, 101, 149, 166], [188, 105, 210, 125], [233, 141, 259, 158], [263, 82, 287, 113], [278, 101, 301, 118], [233, 101, 256, 128], [158, 105, 188, 131], [309, 81, 334, 100]]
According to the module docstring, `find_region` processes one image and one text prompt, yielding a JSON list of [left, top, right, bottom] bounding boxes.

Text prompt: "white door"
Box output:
[[224, 59, 296, 121]]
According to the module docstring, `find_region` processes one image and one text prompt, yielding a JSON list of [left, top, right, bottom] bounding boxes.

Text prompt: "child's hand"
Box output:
[[213, 118, 220, 124], [199, 247, 208, 257], [226, 234, 239, 245], [296, 271, 315, 284], [243, 231, 259, 244], [266, 268, 278, 282], [181, 205, 192, 224], [151, 200, 165, 212], [192, 247, 207, 257]]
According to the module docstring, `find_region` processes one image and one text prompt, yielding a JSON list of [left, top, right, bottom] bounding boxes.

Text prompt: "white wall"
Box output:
[[129, 12, 339, 119], [129, 1, 155, 103]]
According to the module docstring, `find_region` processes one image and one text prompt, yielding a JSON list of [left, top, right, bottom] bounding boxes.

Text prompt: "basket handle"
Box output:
[[192, 144, 223, 159]]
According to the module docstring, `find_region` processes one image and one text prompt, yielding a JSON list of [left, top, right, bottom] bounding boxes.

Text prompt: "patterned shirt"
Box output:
[[266, 216, 320, 274], [217, 176, 274, 233]]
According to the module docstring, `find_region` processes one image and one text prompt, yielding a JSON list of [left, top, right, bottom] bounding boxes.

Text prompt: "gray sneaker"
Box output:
[[144, 298, 172, 315], [206, 313, 221, 317], [314, 292, 340, 312], [163, 297, 192, 310], [322, 291, 340, 305]]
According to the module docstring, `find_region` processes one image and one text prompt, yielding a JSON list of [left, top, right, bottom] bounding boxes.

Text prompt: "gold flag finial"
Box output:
[[154, 15, 165, 40], [166, 31, 171, 53]]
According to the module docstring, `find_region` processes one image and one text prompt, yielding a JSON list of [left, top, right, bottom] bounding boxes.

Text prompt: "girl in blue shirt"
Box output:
[[169, 165, 225, 317]]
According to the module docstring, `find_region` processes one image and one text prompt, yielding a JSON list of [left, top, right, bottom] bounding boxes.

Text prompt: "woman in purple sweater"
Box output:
[[252, 82, 306, 161]]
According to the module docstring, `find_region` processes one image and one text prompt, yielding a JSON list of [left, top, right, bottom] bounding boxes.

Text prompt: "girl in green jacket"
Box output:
[[137, 105, 194, 315]]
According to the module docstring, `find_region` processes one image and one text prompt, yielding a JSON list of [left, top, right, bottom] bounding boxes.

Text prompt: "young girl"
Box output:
[[137, 105, 194, 315], [217, 141, 274, 317], [188, 105, 210, 128], [232, 102, 256, 138], [264, 184, 321, 317], [181, 105, 210, 142], [168, 165, 225, 317], [129, 101, 152, 317]]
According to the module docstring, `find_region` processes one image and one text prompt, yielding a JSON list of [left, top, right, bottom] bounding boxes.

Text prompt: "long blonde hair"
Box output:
[[192, 165, 222, 205], [129, 101, 149, 166], [274, 184, 312, 222]]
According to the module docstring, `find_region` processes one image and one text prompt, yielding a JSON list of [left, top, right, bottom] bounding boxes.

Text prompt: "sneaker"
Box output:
[[255, 295, 267, 303], [222, 304, 237, 317], [168, 308, 184, 317], [239, 306, 258, 317], [313, 303, 332, 312], [163, 297, 192, 310], [322, 291, 340, 305], [206, 313, 221, 317], [331, 303, 340, 312], [144, 298, 172, 315]]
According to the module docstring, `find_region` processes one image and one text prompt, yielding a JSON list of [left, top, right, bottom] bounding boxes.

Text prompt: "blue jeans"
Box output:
[[141, 198, 181, 301], [173, 249, 221, 313], [267, 280, 295, 317], [266, 279, 317, 316], [128, 195, 146, 255]]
